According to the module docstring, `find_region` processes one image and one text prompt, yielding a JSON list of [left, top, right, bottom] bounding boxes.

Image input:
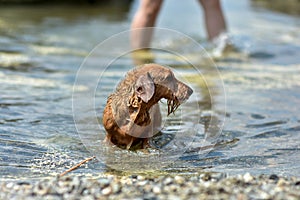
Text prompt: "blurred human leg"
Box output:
[[131, 0, 163, 48], [199, 0, 227, 40]]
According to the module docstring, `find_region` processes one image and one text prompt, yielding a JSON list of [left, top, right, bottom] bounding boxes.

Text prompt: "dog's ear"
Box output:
[[134, 72, 154, 103]]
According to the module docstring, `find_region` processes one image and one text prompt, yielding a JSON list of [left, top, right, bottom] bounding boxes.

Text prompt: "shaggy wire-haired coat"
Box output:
[[102, 64, 193, 150]]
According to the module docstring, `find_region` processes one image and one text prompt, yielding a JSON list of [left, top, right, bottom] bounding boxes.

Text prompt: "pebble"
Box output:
[[98, 178, 110, 187], [243, 172, 254, 183], [163, 177, 173, 185], [0, 173, 299, 200], [277, 178, 288, 187], [269, 174, 279, 181], [200, 173, 211, 181], [137, 180, 148, 186], [137, 175, 145, 181], [81, 195, 94, 200], [152, 186, 161, 194], [6, 182, 14, 189], [111, 183, 121, 193], [102, 186, 112, 195], [174, 175, 185, 185]]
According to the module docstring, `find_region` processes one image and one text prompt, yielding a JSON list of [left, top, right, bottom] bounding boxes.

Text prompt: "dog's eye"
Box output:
[[137, 86, 143, 93]]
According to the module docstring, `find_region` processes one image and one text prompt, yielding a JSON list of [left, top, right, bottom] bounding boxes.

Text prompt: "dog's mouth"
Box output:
[[167, 96, 180, 116]]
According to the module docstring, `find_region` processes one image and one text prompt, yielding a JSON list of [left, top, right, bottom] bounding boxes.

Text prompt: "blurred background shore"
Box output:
[[0, 0, 299, 16]]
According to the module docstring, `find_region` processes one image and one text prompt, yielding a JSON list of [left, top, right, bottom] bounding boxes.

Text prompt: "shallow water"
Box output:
[[0, 0, 300, 180]]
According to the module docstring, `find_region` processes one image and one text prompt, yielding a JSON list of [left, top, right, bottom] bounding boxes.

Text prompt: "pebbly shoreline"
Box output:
[[1, 173, 300, 200]]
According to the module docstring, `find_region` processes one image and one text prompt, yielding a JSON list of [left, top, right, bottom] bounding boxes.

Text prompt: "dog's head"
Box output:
[[128, 64, 193, 119]]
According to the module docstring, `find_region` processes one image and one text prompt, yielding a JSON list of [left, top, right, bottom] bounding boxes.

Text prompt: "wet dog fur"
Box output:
[[102, 63, 193, 150]]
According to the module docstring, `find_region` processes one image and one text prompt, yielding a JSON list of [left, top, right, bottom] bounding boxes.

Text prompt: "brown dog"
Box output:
[[102, 63, 193, 150]]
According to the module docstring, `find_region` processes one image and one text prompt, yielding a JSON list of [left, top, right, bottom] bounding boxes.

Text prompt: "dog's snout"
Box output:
[[175, 81, 193, 103], [187, 86, 193, 97]]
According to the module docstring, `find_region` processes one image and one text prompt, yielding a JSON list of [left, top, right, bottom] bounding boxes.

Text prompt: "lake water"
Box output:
[[0, 0, 299, 180]]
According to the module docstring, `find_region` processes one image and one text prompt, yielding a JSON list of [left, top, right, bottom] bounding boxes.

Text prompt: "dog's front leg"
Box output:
[[126, 137, 134, 150], [119, 124, 135, 150]]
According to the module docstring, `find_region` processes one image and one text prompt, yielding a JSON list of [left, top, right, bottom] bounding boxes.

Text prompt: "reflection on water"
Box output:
[[0, 0, 300, 180]]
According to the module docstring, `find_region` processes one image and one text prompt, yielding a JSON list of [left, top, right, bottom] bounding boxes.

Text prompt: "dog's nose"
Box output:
[[187, 86, 193, 97]]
